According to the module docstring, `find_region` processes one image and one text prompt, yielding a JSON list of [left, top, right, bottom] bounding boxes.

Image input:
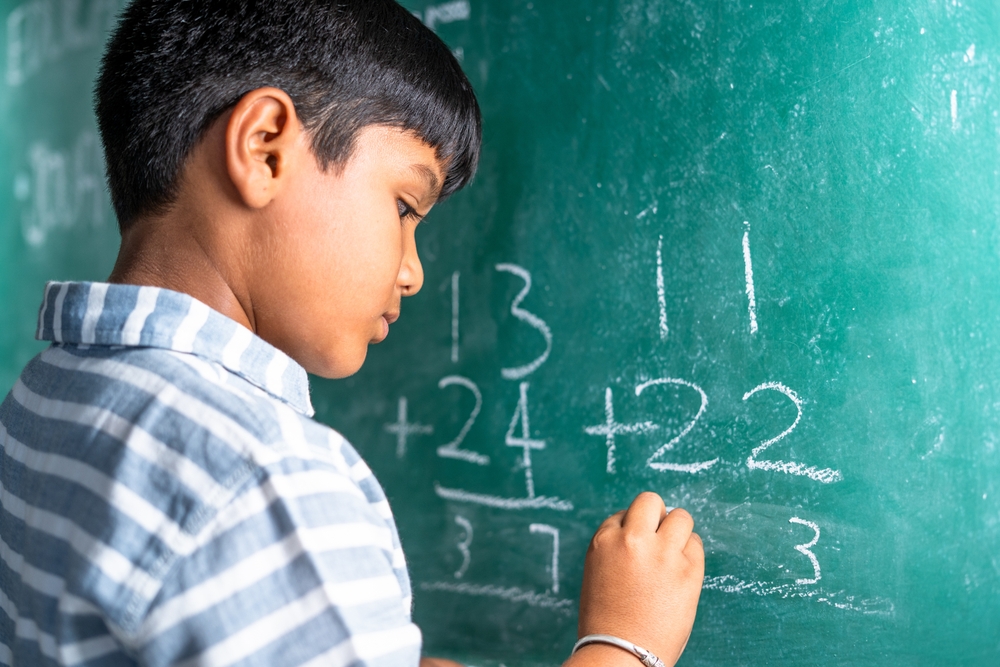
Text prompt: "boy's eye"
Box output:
[[396, 199, 424, 223], [397, 199, 416, 220]]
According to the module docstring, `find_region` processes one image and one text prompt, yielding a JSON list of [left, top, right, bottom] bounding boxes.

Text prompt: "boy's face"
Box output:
[[251, 125, 443, 378]]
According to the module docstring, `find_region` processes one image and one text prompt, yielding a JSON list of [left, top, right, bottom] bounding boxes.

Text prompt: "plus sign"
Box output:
[[384, 397, 433, 459], [584, 387, 657, 474]]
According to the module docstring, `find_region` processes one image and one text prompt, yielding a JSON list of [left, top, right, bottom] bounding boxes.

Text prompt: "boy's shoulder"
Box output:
[[1, 282, 404, 637], [15, 280, 384, 507]]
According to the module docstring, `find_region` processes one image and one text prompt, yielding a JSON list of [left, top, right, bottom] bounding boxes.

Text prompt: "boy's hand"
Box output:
[[570, 492, 704, 667], [420, 658, 464, 667]]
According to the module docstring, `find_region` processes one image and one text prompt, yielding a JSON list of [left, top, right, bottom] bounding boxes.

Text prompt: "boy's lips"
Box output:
[[375, 311, 399, 343]]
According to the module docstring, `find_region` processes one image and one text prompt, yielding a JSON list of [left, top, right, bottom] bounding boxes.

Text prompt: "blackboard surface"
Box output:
[[0, 0, 123, 389], [3, 1, 1000, 666]]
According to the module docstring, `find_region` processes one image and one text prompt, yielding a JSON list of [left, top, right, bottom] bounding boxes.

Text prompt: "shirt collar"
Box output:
[[36, 281, 314, 417]]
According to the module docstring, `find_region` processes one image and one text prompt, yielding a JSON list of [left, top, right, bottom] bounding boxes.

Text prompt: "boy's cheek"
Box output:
[[281, 316, 370, 379]]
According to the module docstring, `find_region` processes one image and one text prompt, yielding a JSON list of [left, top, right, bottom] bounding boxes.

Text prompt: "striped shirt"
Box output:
[[0, 281, 421, 666]]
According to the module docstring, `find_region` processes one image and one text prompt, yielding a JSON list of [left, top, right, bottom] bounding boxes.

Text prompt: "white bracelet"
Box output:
[[571, 634, 666, 667]]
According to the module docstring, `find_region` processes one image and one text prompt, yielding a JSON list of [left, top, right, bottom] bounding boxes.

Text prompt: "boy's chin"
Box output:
[[304, 347, 368, 380]]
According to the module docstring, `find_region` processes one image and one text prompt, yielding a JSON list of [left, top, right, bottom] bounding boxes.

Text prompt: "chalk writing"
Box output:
[[496, 264, 552, 380], [6, 0, 120, 87], [656, 235, 668, 340], [703, 575, 892, 614], [743, 382, 843, 484], [583, 387, 656, 474], [635, 201, 658, 220], [384, 397, 433, 459], [453, 515, 473, 579], [435, 382, 573, 511], [636, 378, 718, 473], [788, 517, 822, 585], [414, 0, 471, 32], [434, 484, 573, 511], [742, 221, 759, 335], [416, 257, 859, 623], [506, 381, 547, 498], [451, 271, 460, 363], [529, 523, 560, 594], [436, 376, 488, 465], [419, 581, 573, 613], [434, 352, 573, 512], [19, 131, 108, 247]]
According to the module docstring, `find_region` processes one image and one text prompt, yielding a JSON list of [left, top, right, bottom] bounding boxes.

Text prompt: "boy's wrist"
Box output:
[[573, 634, 666, 667], [565, 642, 669, 667]]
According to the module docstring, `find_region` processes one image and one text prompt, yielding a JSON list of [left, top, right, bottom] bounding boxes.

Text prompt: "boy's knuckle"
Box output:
[[621, 531, 647, 554], [588, 526, 614, 552]]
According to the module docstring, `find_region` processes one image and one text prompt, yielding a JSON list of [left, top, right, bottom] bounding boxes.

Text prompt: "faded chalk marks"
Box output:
[[385, 397, 433, 458], [414, 0, 471, 31], [6, 0, 120, 87], [419, 581, 573, 613], [453, 515, 473, 579], [451, 271, 460, 363], [17, 131, 108, 246]]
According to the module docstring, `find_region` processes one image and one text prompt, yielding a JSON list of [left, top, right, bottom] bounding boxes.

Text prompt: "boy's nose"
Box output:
[[399, 235, 424, 296]]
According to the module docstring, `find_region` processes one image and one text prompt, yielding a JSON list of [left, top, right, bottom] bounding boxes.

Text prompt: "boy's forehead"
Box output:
[[353, 125, 445, 192], [408, 163, 442, 200]]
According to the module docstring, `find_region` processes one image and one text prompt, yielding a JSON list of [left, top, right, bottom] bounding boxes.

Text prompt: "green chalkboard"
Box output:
[[2, 1, 1000, 666], [312, 1, 1000, 665], [0, 0, 123, 391]]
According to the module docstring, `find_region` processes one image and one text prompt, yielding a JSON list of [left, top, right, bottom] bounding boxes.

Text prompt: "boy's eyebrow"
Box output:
[[410, 163, 442, 201]]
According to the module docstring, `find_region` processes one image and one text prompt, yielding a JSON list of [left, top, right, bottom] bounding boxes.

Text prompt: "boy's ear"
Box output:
[[225, 87, 302, 209]]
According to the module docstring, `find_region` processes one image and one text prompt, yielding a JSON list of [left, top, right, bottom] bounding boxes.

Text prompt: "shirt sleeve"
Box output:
[[126, 458, 423, 667]]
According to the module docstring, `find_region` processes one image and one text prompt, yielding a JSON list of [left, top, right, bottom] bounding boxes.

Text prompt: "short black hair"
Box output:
[[96, 0, 481, 230]]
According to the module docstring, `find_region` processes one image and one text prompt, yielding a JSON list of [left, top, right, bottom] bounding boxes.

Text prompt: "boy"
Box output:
[[0, 1, 704, 666]]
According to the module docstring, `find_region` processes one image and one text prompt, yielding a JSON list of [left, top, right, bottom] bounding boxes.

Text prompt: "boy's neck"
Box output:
[[107, 118, 258, 334], [108, 210, 257, 334]]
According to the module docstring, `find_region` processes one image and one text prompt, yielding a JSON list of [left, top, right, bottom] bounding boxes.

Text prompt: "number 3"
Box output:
[[788, 517, 821, 585]]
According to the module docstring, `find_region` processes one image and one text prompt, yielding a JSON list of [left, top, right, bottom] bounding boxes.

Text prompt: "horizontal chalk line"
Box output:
[[420, 581, 574, 613], [437, 446, 490, 466], [703, 575, 893, 615], [649, 458, 720, 473], [745, 458, 843, 484], [434, 483, 574, 511]]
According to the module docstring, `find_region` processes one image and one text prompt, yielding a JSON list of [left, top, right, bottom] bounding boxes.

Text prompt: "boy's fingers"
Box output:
[[682, 531, 705, 566], [657, 507, 695, 550], [621, 491, 668, 533], [600, 509, 627, 528]]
